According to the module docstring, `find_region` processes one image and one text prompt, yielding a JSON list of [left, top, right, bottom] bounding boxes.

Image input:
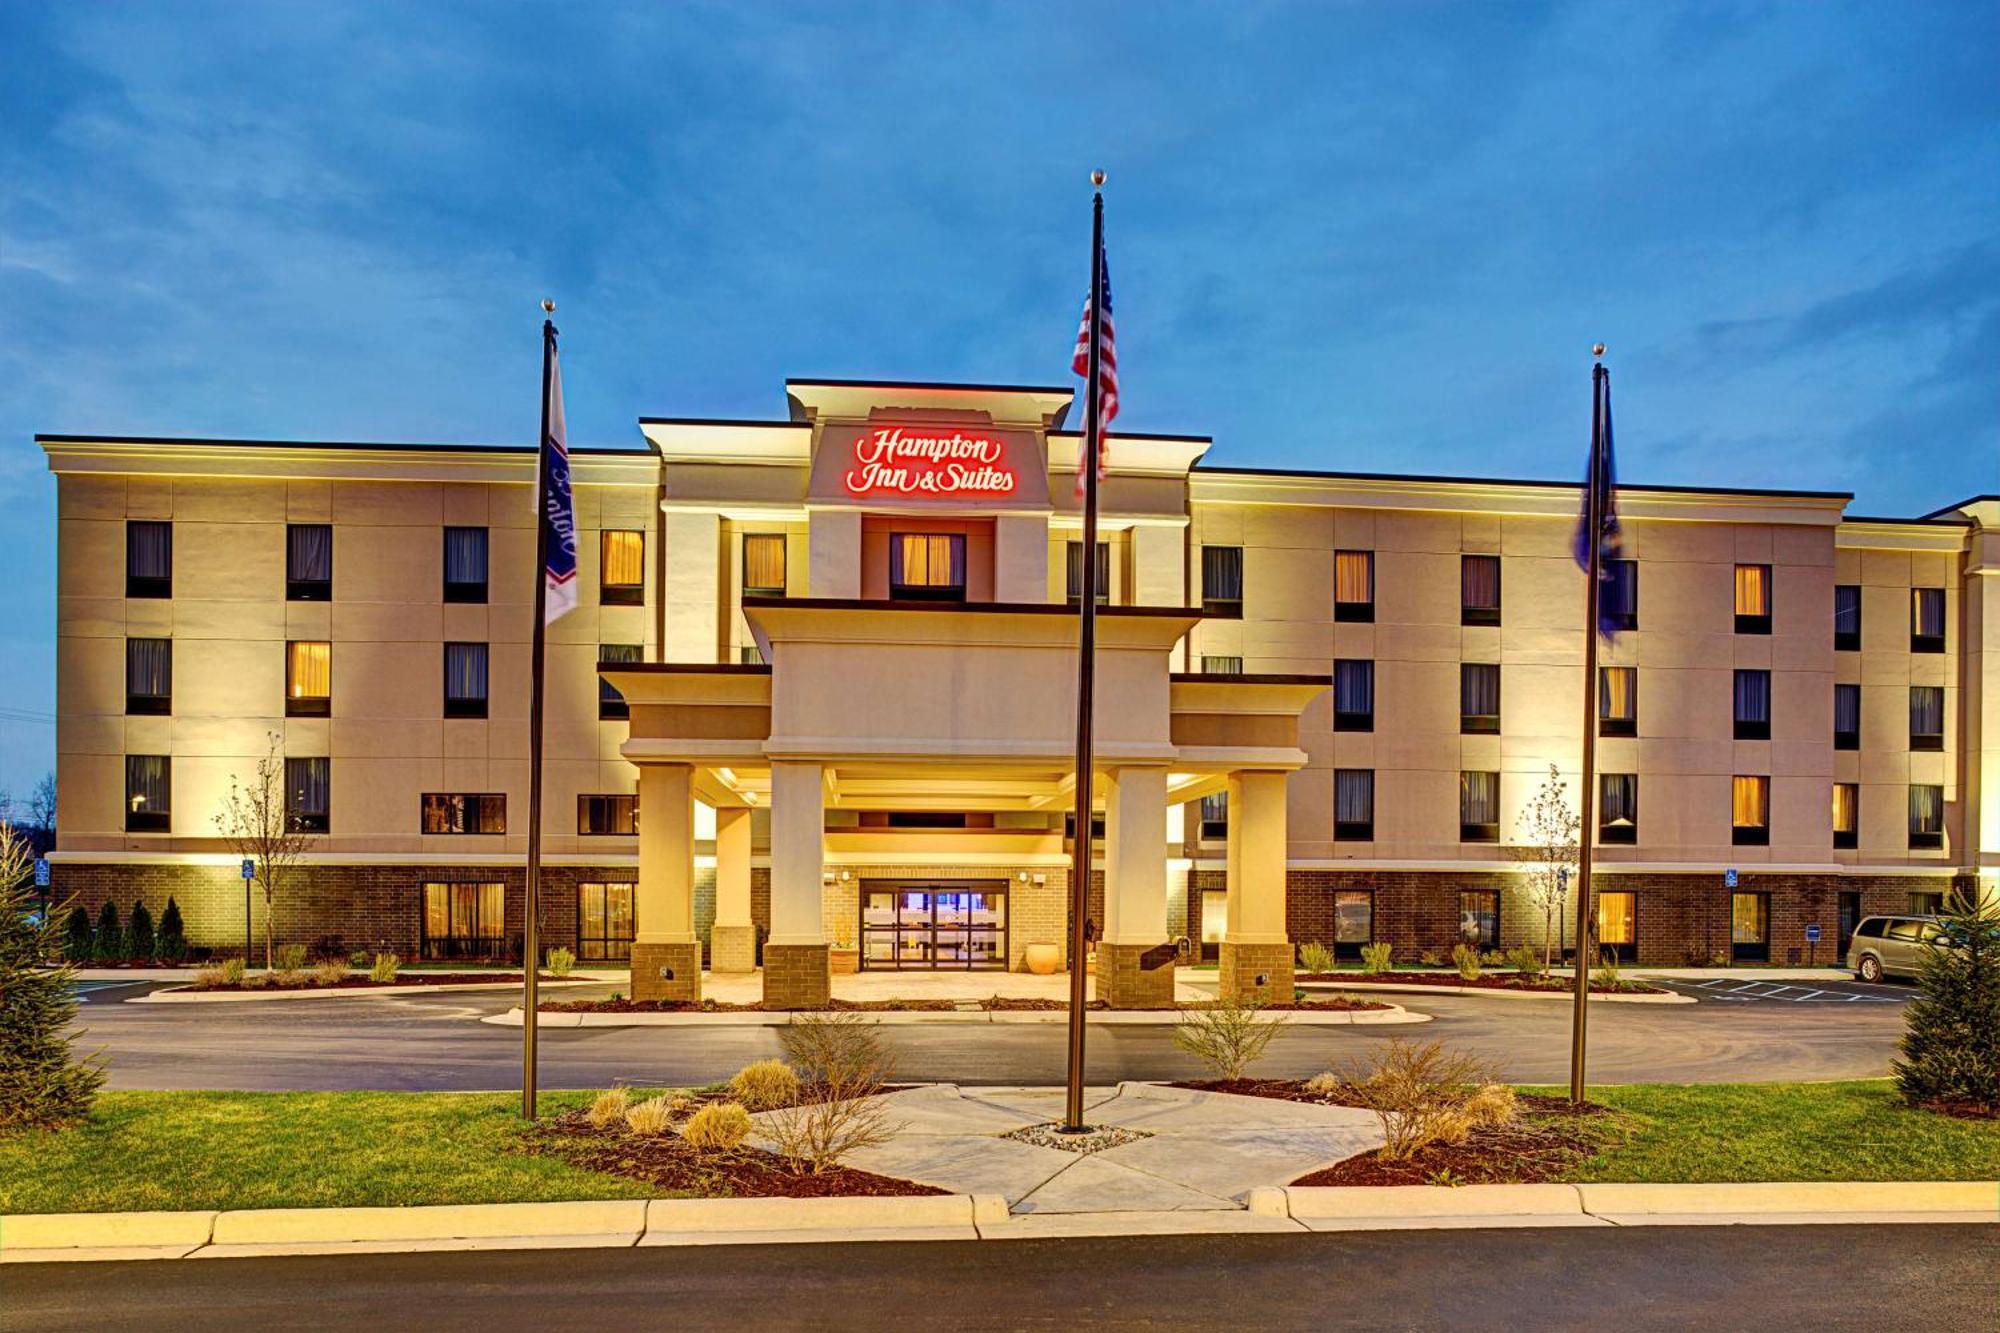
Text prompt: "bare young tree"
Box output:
[[1514, 763, 1581, 969], [26, 773, 56, 837], [213, 732, 309, 969]]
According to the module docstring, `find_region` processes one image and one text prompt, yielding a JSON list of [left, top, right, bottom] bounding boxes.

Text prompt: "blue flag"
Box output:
[[540, 332, 578, 626], [1572, 366, 1624, 636]]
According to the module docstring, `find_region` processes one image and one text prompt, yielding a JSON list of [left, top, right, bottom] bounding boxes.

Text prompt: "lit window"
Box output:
[[890, 533, 965, 599], [1734, 564, 1771, 633], [284, 757, 329, 834], [287, 641, 332, 717], [1458, 889, 1499, 949], [577, 881, 636, 961], [1599, 666, 1637, 737], [601, 530, 646, 605], [743, 534, 787, 595], [421, 882, 506, 960], [422, 793, 506, 835], [1732, 775, 1770, 845], [1731, 892, 1770, 962], [1832, 783, 1858, 850], [1459, 771, 1500, 843], [1597, 890, 1637, 961], [578, 793, 638, 836], [1908, 784, 1944, 850], [125, 754, 170, 833], [1334, 551, 1374, 622]]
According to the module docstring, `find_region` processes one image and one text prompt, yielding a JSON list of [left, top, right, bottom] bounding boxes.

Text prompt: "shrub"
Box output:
[[682, 1101, 754, 1150], [1303, 1070, 1343, 1096], [545, 946, 576, 978], [766, 1013, 898, 1174], [276, 943, 308, 973], [586, 1087, 630, 1129], [156, 897, 187, 964], [369, 953, 401, 984], [1464, 1082, 1517, 1128], [1172, 995, 1287, 1081], [220, 957, 246, 987], [1359, 942, 1394, 974], [779, 1010, 892, 1088], [0, 838, 106, 1130], [93, 899, 122, 963], [191, 963, 232, 990], [1481, 949, 1507, 967], [729, 1059, 802, 1110], [313, 960, 349, 988], [1451, 943, 1482, 982], [1338, 1038, 1499, 1161], [1895, 895, 2000, 1114], [624, 1095, 677, 1136], [349, 951, 372, 969], [1296, 942, 1336, 975], [1507, 944, 1545, 979], [127, 902, 156, 963], [1591, 951, 1624, 991], [1418, 951, 1442, 968], [63, 907, 94, 963]]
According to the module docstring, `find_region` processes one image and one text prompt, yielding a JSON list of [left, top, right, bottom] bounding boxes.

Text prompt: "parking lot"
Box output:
[[1652, 976, 1916, 1004]]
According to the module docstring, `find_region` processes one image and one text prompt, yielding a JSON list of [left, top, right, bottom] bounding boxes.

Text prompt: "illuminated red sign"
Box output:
[[842, 427, 1018, 498]]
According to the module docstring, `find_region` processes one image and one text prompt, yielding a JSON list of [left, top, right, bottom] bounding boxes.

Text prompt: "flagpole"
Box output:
[[1062, 174, 1107, 1134], [1569, 348, 1607, 1105], [522, 304, 556, 1120]]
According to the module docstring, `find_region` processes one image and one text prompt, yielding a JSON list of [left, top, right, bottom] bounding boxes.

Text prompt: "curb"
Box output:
[[480, 1003, 1427, 1029], [134, 980, 602, 1004], [1296, 981, 1692, 1005], [1263, 1181, 2000, 1230]]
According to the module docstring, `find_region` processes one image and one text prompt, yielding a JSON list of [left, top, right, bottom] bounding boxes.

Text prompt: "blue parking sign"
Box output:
[[241, 858, 255, 880], [1805, 924, 1822, 943], [1724, 868, 1738, 889], [33, 858, 50, 887]]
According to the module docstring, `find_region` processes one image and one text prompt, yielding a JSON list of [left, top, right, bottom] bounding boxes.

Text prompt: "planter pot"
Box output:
[[1023, 942, 1062, 976], [829, 948, 860, 975]]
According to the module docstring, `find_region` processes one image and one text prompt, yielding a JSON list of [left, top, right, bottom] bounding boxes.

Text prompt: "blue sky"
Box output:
[[1, 1, 1995, 794]]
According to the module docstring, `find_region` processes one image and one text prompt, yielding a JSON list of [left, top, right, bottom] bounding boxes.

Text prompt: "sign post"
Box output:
[[1805, 922, 1821, 966], [241, 857, 256, 966]]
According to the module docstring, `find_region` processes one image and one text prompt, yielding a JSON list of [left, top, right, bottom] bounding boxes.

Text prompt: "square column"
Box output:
[[1221, 769, 1294, 1005], [631, 763, 701, 1003], [1099, 764, 1176, 1008], [709, 804, 756, 972], [764, 759, 830, 1008]]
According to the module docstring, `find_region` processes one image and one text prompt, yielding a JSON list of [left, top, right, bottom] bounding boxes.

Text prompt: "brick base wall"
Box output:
[[1096, 942, 1176, 1008]]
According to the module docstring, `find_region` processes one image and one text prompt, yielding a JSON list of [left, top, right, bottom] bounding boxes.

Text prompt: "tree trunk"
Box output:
[[264, 884, 275, 970]]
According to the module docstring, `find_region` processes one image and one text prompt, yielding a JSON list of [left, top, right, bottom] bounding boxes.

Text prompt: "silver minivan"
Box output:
[[1846, 914, 1943, 983]]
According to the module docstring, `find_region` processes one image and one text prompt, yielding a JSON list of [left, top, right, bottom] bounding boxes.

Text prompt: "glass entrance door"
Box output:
[[860, 882, 1007, 970]]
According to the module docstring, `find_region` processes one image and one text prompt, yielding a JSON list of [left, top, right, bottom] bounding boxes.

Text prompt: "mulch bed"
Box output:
[[523, 1104, 946, 1198], [540, 997, 960, 1013], [980, 997, 1108, 1011], [1298, 971, 1663, 996], [187, 973, 559, 992]]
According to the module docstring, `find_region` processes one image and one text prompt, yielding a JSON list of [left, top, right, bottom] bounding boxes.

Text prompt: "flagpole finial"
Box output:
[[1592, 343, 1606, 358], [542, 299, 556, 314], [1090, 170, 1106, 188]]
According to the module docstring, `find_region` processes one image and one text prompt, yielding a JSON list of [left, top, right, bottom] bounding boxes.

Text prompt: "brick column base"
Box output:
[[762, 943, 831, 1009], [630, 941, 703, 1004], [709, 924, 757, 974], [1095, 943, 1177, 1009], [1219, 941, 1294, 1006]]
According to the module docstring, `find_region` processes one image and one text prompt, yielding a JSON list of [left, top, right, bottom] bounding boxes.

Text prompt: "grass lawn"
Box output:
[[0, 1090, 677, 1215]]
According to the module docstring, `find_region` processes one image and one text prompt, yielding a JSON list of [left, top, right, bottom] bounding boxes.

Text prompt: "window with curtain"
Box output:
[[598, 643, 643, 719], [1909, 685, 1944, 750], [1731, 892, 1770, 961], [741, 533, 787, 594], [1459, 770, 1500, 842], [1334, 769, 1374, 840], [578, 793, 638, 835], [420, 881, 507, 959], [1908, 890, 1946, 916], [1911, 587, 1945, 652], [1834, 683, 1860, 749], [1332, 890, 1373, 953], [1603, 559, 1638, 630], [286, 641, 331, 717], [1597, 891, 1637, 958], [286, 524, 333, 601], [889, 533, 966, 599], [1733, 669, 1771, 740], [1200, 655, 1242, 676], [1458, 889, 1499, 949], [1733, 563, 1771, 633], [284, 756, 330, 834], [740, 644, 765, 665], [1832, 783, 1858, 849], [1199, 791, 1228, 840], [443, 642, 489, 718], [125, 754, 170, 832], [1599, 666, 1637, 736], [1200, 545, 1242, 618], [577, 881, 637, 961], [443, 526, 489, 603], [1732, 775, 1770, 844], [1333, 659, 1374, 731], [1599, 773, 1638, 844], [126, 638, 172, 715], [422, 792, 506, 835], [126, 520, 172, 598], [1908, 784, 1944, 849], [1834, 584, 1861, 650], [600, 530, 646, 604], [1460, 663, 1500, 733], [1333, 551, 1374, 622], [1065, 541, 1111, 605], [1460, 555, 1501, 625]]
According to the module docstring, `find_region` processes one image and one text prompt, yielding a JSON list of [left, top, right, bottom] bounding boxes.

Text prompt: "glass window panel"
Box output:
[[743, 534, 787, 593], [1460, 555, 1500, 612], [1334, 660, 1375, 715], [1734, 564, 1770, 616], [599, 642, 642, 711], [1334, 551, 1374, 604], [1333, 891, 1373, 944], [444, 643, 488, 701], [127, 520, 172, 580], [1460, 771, 1499, 825], [1201, 656, 1242, 675], [1201, 546, 1243, 602], [1732, 776, 1769, 828], [284, 757, 329, 832], [1733, 670, 1771, 723], [1066, 541, 1110, 604], [1731, 893, 1768, 944], [1460, 663, 1500, 720], [126, 638, 172, 705], [125, 754, 170, 828], [892, 534, 965, 592], [1912, 587, 1945, 638], [1334, 769, 1375, 824], [1600, 773, 1638, 828], [1597, 891, 1637, 946], [1910, 686, 1944, 739], [1834, 585, 1861, 641], [1909, 784, 1944, 834], [601, 530, 646, 589], [1604, 560, 1638, 628], [288, 641, 332, 699], [443, 526, 488, 599], [1832, 783, 1858, 833], [1458, 889, 1499, 948], [1834, 684, 1860, 735], [1599, 667, 1636, 720]]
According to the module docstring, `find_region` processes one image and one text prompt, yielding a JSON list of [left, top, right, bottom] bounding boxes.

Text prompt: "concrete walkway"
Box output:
[[753, 1083, 1384, 1223], [702, 970, 1213, 1004]]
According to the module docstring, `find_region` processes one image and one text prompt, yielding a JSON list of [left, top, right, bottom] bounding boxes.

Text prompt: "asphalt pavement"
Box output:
[[6, 1226, 1996, 1332]]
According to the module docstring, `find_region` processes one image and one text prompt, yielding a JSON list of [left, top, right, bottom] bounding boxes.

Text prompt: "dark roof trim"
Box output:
[[1171, 671, 1333, 686], [1922, 495, 1999, 521], [1192, 462, 1854, 501], [785, 377, 1073, 396], [743, 595, 1200, 619], [637, 417, 804, 429], [1844, 513, 1973, 527], [1048, 429, 1214, 444], [35, 433, 646, 458], [597, 661, 772, 675]]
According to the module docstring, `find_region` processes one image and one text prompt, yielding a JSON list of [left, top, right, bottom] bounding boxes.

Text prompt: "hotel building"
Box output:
[[39, 379, 2000, 1004]]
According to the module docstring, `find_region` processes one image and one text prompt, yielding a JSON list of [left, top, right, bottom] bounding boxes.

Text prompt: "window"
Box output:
[[577, 881, 636, 961], [1596, 890, 1637, 962], [1199, 791, 1228, 841], [1332, 890, 1373, 959], [1200, 655, 1242, 675], [286, 523, 332, 601], [1732, 775, 1770, 845], [1908, 891, 1945, 917], [443, 526, 488, 603], [1334, 769, 1374, 841], [1734, 564, 1771, 634], [1333, 659, 1374, 731], [1200, 545, 1242, 618], [1834, 585, 1861, 651], [578, 793, 637, 836], [1731, 891, 1770, 963], [1063, 812, 1106, 842], [742, 533, 787, 595], [1911, 587, 1945, 653], [1334, 551, 1374, 622], [421, 881, 507, 960], [600, 530, 646, 605], [890, 533, 965, 600], [1733, 669, 1771, 740], [1066, 541, 1110, 605], [1834, 684, 1860, 750], [1909, 686, 1944, 751], [1460, 555, 1501, 626], [1603, 559, 1638, 631], [286, 641, 331, 717], [443, 642, 489, 718], [422, 793, 506, 835], [1459, 889, 1499, 949], [125, 755, 170, 832], [1599, 666, 1637, 737], [1832, 782, 1858, 850], [599, 643, 642, 720], [284, 756, 329, 834], [1459, 771, 1500, 843], [1599, 773, 1637, 845], [740, 644, 765, 666], [1460, 663, 1500, 734], [1909, 784, 1944, 850], [125, 638, 172, 715], [126, 520, 172, 598]]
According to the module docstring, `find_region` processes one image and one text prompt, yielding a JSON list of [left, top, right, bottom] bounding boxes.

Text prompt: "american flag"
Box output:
[[1070, 251, 1117, 495]]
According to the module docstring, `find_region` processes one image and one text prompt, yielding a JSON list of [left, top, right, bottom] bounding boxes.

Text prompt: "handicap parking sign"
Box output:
[[241, 858, 255, 880], [33, 858, 50, 887], [1724, 868, 1738, 888]]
